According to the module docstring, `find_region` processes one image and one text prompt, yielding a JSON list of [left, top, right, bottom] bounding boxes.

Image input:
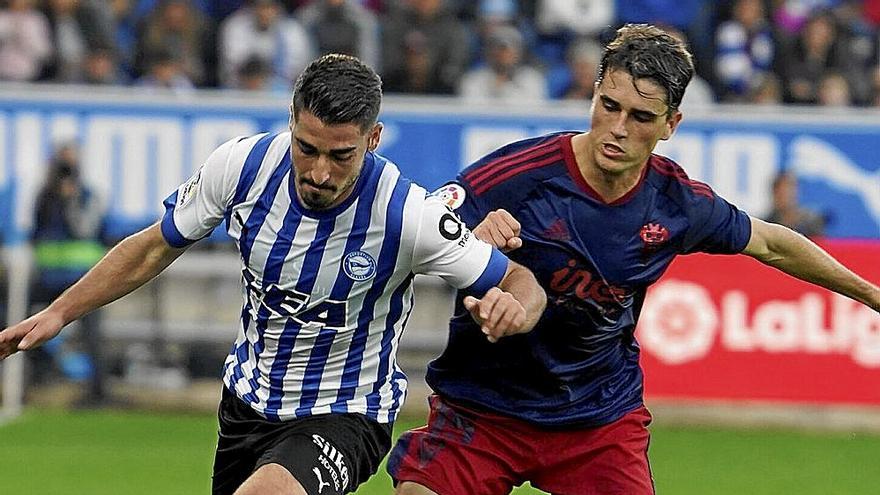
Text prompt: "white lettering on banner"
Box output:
[[641, 281, 880, 368], [48, 113, 78, 146], [191, 119, 257, 172], [709, 134, 778, 217], [789, 136, 880, 232], [84, 116, 184, 217], [13, 113, 44, 235], [654, 133, 708, 182], [462, 127, 529, 168], [0, 115, 7, 189]]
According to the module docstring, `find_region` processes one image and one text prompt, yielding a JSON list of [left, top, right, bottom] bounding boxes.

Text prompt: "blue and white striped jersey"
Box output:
[[160, 132, 507, 423]]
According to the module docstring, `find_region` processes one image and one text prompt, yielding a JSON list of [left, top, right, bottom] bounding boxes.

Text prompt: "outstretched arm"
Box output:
[[0, 222, 188, 358], [464, 260, 547, 343], [742, 216, 880, 312]]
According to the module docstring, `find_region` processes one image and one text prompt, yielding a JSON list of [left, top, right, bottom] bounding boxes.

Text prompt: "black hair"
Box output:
[[597, 24, 694, 114], [292, 54, 382, 132]]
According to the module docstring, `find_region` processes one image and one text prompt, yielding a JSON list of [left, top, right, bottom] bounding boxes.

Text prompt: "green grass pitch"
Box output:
[[1, 410, 878, 494]]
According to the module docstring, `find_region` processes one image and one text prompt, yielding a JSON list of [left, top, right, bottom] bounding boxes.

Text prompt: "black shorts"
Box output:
[[212, 386, 393, 495]]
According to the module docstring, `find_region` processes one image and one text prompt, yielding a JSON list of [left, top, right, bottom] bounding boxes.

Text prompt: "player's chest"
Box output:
[[510, 189, 686, 288]]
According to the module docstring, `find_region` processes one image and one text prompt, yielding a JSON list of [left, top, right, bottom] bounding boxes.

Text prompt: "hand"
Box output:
[[473, 209, 521, 252], [0, 310, 66, 360], [464, 287, 528, 343]]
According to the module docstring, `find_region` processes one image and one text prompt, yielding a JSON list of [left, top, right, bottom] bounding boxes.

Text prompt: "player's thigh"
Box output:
[[532, 406, 655, 495], [257, 413, 392, 495], [387, 396, 522, 495], [234, 463, 307, 495]]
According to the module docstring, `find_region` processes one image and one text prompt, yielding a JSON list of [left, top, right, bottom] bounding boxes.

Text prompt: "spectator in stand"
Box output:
[[715, 0, 775, 101], [135, 46, 195, 94], [817, 70, 852, 106], [297, 0, 380, 68], [42, 0, 115, 83], [772, 0, 842, 35], [778, 9, 865, 104], [535, 0, 613, 41], [554, 37, 603, 101], [766, 170, 826, 238], [136, 0, 212, 86], [235, 55, 273, 91], [30, 142, 108, 404], [748, 73, 785, 104], [81, 46, 129, 85], [219, 0, 314, 90], [0, 0, 52, 82], [458, 24, 546, 103], [382, 0, 469, 94]]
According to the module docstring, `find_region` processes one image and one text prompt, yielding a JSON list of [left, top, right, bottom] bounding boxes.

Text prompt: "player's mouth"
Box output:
[[601, 142, 625, 159]]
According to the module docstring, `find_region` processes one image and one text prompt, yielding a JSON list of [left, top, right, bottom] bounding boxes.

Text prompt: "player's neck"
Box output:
[[571, 133, 646, 203]]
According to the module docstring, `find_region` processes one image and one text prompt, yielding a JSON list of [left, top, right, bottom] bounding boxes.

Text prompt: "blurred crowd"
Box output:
[[2, 0, 880, 106]]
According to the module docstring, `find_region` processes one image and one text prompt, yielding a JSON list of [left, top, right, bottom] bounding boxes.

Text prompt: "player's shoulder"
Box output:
[[458, 131, 576, 196], [645, 153, 715, 203]]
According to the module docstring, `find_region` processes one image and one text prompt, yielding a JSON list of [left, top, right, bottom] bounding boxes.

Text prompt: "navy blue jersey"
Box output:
[[427, 132, 752, 427]]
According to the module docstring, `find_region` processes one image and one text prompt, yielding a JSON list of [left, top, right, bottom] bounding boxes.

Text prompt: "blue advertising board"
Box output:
[[1, 88, 878, 243]]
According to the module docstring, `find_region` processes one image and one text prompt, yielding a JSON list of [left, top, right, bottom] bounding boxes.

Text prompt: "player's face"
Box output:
[[290, 109, 381, 210], [587, 69, 682, 177]]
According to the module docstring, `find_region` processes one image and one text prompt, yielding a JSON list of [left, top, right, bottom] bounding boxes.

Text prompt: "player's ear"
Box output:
[[661, 111, 682, 141], [367, 122, 383, 151]]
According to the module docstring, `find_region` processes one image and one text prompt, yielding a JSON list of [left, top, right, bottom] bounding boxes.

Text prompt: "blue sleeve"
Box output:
[[461, 247, 509, 296], [160, 192, 198, 248], [682, 193, 752, 254]]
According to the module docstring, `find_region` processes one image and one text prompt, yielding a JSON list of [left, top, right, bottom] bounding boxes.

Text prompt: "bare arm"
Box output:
[[464, 260, 547, 343], [0, 222, 188, 357], [742, 216, 880, 312]]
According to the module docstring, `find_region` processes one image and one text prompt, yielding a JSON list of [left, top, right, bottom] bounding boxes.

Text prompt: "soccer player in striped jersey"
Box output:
[[389, 25, 880, 495], [0, 54, 546, 495]]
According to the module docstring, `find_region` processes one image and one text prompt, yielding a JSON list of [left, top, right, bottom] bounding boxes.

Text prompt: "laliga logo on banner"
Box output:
[[639, 280, 880, 368], [638, 281, 718, 365]]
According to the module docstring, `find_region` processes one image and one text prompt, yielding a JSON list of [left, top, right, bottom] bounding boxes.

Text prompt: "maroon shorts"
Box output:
[[387, 395, 654, 495]]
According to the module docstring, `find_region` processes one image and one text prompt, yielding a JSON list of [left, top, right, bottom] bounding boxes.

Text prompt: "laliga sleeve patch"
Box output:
[[432, 183, 466, 210], [177, 168, 203, 207]]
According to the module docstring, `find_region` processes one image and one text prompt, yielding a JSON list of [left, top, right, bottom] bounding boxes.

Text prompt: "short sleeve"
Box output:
[[412, 195, 508, 296], [161, 137, 241, 247], [682, 192, 752, 254]]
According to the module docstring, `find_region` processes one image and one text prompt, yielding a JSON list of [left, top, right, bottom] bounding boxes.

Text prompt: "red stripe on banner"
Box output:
[[636, 240, 880, 406]]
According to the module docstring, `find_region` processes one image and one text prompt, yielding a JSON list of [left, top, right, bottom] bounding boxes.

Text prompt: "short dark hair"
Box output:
[[292, 54, 382, 132], [597, 24, 694, 114]]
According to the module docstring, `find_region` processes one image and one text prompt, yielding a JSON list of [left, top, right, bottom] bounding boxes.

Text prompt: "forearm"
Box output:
[[498, 261, 547, 330], [745, 220, 880, 311], [48, 223, 186, 324]]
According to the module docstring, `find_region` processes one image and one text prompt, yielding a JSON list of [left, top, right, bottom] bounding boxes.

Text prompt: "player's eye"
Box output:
[[298, 143, 317, 156], [332, 153, 354, 162], [633, 113, 654, 123]]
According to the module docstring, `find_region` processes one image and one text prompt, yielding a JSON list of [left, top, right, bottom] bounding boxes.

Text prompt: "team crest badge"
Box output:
[[639, 222, 670, 252], [343, 251, 377, 281], [433, 183, 466, 210]]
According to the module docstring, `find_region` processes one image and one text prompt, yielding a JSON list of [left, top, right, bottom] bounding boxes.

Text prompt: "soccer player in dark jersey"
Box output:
[[389, 24, 880, 495], [0, 55, 546, 495]]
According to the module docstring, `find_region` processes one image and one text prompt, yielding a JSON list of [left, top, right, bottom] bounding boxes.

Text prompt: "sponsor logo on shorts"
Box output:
[[433, 183, 466, 210], [312, 434, 349, 492], [342, 251, 376, 281], [312, 466, 331, 494]]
